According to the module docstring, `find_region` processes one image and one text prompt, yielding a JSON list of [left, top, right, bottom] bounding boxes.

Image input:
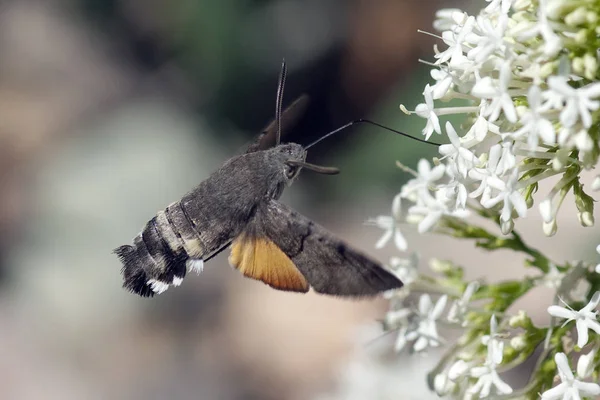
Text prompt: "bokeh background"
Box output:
[[3, 1, 598, 399]]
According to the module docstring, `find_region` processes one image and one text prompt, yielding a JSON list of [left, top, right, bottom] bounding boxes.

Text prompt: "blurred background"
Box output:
[[3, 1, 598, 399]]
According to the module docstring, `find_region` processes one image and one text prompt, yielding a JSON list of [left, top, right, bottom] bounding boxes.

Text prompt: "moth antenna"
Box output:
[[275, 59, 287, 145], [305, 119, 442, 149]]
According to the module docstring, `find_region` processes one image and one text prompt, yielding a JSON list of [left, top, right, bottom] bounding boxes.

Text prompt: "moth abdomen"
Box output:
[[114, 244, 156, 297], [115, 202, 209, 297]]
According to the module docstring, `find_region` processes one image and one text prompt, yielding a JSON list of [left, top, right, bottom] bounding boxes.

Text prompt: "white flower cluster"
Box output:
[[365, 0, 600, 399], [393, 0, 600, 236]]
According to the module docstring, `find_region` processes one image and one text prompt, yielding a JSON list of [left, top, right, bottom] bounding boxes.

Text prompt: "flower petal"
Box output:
[[448, 360, 469, 380], [554, 352, 574, 381], [418, 211, 443, 233], [413, 336, 428, 352], [432, 295, 448, 319], [394, 230, 408, 252], [394, 328, 408, 352], [541, 382, 568, 400], [573, 381, 600, 396], [547, 305, 575, 320], [419, 294, 433, 314], [375, 229, 393, 249], [576, 319, 590, 347], [492, 372, 513, 394], [585, 318, 600, 334]]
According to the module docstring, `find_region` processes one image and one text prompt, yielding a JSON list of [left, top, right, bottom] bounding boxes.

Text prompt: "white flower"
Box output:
[[407, 189, 470, 233], [430, 68, 454, 99], [541, 263, 565, 289], [438, 121, 480, 178], [400, 159, 445, 201], [415, 85, 442, 140], [467, 316, 513, 397], [467, 14, 510, 64], [385, 307, 412, 331], [395, 294, 448, 352], [515, 0, 561, 56], [511, 86, 556, 149], [465, 114, 496, 142], [387, 254, 419, 286], [471, 61, 518, 123], [481, 314, 501, 350], [544, 76, 600, 129], [448, 281, 479, 325], [481, 168, 527, 233], [435, 16, 475, 69], [541, 352, 600, 400], [433, 8, 464, 32], [547, 292, 600, 348], [370, 194, 407, 251], [497, 142, 516, 174], [469, 143, 508, 203], [440, 163, 469, 211]]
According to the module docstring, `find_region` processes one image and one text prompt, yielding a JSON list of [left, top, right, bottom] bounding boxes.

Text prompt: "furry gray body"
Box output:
[[115, 144, 305, 296]]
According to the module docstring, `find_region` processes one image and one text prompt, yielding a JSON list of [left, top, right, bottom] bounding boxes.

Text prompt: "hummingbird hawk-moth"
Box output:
[[114, 63, 403, 297]]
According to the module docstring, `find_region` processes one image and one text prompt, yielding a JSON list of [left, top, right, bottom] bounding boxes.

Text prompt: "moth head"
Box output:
[[274, 143, 306, 182], [267, 143, 339, 187], [274, 143, 340, 185]]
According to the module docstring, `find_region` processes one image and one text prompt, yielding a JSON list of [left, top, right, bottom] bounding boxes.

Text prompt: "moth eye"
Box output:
[[284, 164, 298, 179]]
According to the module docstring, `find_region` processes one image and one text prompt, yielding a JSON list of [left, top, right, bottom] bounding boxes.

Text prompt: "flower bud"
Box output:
[[565, 7, 587, 26], [575, 29, 587, 44], [578, 211, 594, 227], [543, 220, 558, 236], [574, 182, 594, 224], [577, 347, 597, 378], [509, 310, 532, 329], [540, 62, 556, 78], [448, 360, 469, 380], [592, 175, 600, 191], [552, 148, 570, 170], [510, 335, 527, 351], [513, 0, 532, 11], [572, 57, 585, 75], [583, 53, 598, 80], [539, 199, 554, 223], [501, 219, 514, 235], [430, 258, 453, 273], [433, 373, 456, 396], [546, 0, 569, 19], [525, 194, 534, 208]]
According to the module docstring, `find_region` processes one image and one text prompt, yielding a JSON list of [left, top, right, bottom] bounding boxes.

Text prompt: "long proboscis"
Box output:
[[285, 160, 340, 175], [305, 119, 442, 149]]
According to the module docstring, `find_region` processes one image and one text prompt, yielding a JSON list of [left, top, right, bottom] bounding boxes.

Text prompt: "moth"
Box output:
[[114, 63, 403, 297]]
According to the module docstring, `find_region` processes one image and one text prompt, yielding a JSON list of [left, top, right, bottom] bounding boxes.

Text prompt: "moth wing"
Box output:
[[229, 234, 309, 292], [245, 94, 310, 153], [233, 200, 403, 296]]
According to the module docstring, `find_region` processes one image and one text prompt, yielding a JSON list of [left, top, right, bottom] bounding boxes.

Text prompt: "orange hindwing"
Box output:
[[229, 235, 309, 292]]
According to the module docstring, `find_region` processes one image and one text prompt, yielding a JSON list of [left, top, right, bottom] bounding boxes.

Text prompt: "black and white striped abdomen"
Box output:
[[114, 201, 207, 297]]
